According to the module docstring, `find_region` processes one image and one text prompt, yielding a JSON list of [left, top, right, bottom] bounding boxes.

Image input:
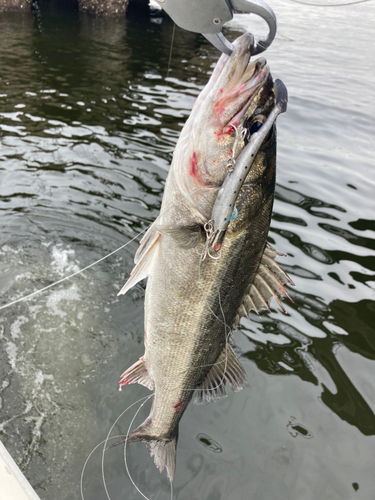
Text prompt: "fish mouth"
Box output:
[[212, 34, 271, 133], [224, 58, 270, 133]]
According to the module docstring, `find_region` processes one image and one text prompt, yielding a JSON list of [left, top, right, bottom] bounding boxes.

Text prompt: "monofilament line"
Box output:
[[0, 185, 213, 312], [123, 394, 157, 500], [0, 229, 147, 312], [289, 0, 370, 5], [80, 435, 125, 500], [102, 394, 154, 500], [167, 23, 176, 79]]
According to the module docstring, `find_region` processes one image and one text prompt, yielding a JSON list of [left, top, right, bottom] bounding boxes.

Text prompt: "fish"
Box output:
[[116, 33, 293, 481]]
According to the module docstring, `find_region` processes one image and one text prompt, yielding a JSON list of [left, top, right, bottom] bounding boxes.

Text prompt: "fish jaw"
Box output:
[[172, 33, 272, 208]]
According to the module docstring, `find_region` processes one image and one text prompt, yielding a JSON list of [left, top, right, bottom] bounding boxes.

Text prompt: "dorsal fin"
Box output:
[[193, 345, 247, 404], [118, 230, 161, 296], [234, 243, 294, 323]]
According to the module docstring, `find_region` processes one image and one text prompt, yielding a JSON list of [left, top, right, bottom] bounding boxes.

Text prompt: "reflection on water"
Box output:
[[1, 0, 375, 499]]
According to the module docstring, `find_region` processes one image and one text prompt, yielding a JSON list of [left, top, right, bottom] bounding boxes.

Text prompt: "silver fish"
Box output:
[[116, 33, 293, 481]]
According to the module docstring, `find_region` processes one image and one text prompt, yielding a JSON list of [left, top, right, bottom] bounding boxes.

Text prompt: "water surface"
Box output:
[[0, 1, 375, 499]]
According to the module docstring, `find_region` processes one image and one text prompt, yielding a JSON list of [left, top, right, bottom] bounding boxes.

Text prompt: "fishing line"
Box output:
[[277, 31, 294, 42], [0, 185, 214, 312], [185, 253, 233, 397], [80, 435, 125, 500], [166, 290, 233, 396], [213, 290, 231, 388], [101, 394, 154, 500], [195, 289, 231, 394], [166, 23, 176, 79], [167, 468, 174, 500], [289, 0, 371, 5], [123, 394, 159, 500], [80, 395, 154, 500], [191, 290, 232, 397], [0, 231, 146, 312]]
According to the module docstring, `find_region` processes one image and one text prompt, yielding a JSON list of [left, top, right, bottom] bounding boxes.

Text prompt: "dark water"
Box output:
[[0, 1, 374, 499]]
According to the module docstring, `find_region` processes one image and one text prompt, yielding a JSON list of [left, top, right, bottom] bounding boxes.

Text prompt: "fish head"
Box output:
[[173, 33, 276, 218]]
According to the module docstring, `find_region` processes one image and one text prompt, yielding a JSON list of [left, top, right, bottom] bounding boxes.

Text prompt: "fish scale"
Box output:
[[116, 33, 293, 481]]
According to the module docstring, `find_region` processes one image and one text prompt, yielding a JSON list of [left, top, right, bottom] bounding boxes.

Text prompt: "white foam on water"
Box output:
[[3, 317, 29, 371], [15, 271, 33, 282], [51, 245, 80, 276], [5, 341, 18, 371], [1, 380, 10, 390], [45, 283, 81, 318], [24, 412, 46, 467], [34, 369, 54, 386], [0, 381, 9, 410], [27, 304, 43, 321], [0, 244, 22, 255], [10, 315, 29, 340]]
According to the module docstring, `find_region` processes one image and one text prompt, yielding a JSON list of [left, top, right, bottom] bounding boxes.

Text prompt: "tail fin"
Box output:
[[111, 418, 178, 481], [147, 438, 177, 481]]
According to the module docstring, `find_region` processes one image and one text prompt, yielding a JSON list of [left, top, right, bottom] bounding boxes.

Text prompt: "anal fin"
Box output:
[[194, 345, 247, 404], [119, 357, 154, 391]]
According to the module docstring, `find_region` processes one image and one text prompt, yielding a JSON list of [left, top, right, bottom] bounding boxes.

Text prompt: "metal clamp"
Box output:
[[156, 0, 277, 55]]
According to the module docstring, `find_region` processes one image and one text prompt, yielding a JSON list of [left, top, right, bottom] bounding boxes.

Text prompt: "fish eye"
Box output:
[[249, 114, 266, 135], [248, 113, 274, 144], [249, 120, 263, 135], [242, 114, 271, 145]]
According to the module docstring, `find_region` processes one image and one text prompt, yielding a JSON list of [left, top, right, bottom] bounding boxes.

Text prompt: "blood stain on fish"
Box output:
[[173, 400, 186, 413], [189, 152, 203, 184]]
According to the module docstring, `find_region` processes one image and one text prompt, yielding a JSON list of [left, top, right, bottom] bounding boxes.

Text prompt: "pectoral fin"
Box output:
[[194, 345, 247, 404], [118, 231, 161, 296], [157, 224, 202, 249], [134, 220, 159, 264]]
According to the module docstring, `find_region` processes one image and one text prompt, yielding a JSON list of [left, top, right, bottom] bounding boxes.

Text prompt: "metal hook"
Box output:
[[203, 0, 277, 55], [156, 0, 277, 56]]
